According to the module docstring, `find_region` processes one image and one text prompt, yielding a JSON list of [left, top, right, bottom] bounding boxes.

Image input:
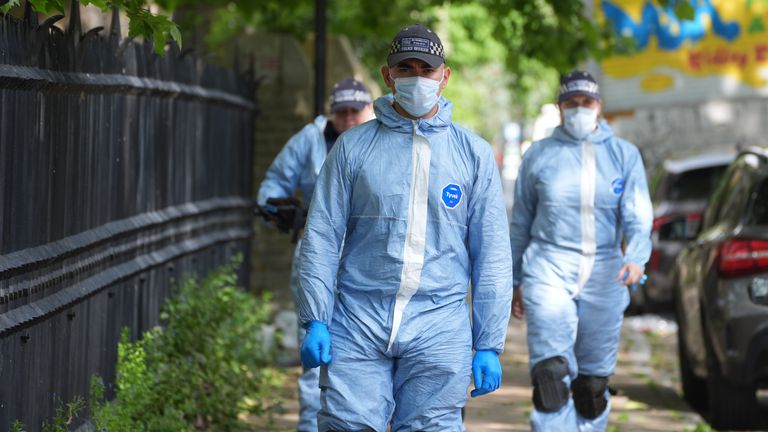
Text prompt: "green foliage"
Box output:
[[658, 0, 696, 20], [42, 397, 85, 432], [87, 0, 108, 9], [442, 62, 511, 140], [174, 0, 606, 124], [9, 397, 84, 432], [472, 0, 605, 73], [27, 0, 64, 14], [1, 0, 695, 119], [326, 0, 437, 87], [195, 0, 694, 122], [90, 256, 283, 431], [121, 5, 182, 54], [0, 0, 180, 54], [684, 423, 715, 432], [443, 3, 506, 68], [0, 0, 21, 14]]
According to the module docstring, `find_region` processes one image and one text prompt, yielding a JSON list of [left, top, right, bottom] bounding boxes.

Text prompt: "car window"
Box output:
[[716, 155, 761, 228], [747, 178, 768, 226], [666, 165, 728, 201], [702, 163, 737, 231]]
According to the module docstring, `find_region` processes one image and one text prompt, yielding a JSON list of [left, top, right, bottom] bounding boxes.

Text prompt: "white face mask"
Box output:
[[563, 107, 598, 139], [392, 75, 443, 117]]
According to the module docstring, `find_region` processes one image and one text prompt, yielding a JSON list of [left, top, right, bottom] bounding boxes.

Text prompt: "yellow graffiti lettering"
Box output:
[[640, 73, 676, 92]]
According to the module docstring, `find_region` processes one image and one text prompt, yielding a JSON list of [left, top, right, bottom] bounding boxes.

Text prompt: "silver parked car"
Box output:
[[673, 147, 768, 430]]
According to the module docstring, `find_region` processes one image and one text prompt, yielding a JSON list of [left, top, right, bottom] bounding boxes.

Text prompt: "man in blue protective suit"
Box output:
[[510, 70, 652, 432], [257, 78, 373, 432], [296, 24, 514, 431]]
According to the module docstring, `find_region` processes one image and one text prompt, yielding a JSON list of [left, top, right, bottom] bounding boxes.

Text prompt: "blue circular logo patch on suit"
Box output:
[[611, 178, 624, 195], [442, 184, 462, 209]]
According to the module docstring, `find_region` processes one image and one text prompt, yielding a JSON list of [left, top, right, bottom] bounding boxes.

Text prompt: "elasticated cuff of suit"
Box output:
[[473, 345, 503, 355], [304, 320, 327, 331]]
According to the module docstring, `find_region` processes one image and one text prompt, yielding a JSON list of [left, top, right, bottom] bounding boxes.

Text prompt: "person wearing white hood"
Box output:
[[296, 23, 514, 431], [510, 71, 653, 431]]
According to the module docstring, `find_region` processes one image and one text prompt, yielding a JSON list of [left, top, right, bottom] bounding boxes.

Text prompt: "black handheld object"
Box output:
[[254, 197, 308, 243]]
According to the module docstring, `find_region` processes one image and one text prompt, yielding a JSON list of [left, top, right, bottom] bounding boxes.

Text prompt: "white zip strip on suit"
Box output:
[[388, 122, 431, 352], [574, 140, 597, 298]]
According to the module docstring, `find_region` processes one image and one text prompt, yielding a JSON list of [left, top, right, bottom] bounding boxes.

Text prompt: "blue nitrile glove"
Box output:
[[300, 321, 332, 369], [471, 350, 502, 397]]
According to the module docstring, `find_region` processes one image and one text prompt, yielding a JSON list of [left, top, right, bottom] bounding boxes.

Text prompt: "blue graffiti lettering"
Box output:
[[601, 0, 740, 51]]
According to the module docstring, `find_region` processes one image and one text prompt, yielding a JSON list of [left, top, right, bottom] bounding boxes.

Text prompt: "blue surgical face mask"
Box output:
[[392, 75, 443, 117], [563, 106, 598, 139]]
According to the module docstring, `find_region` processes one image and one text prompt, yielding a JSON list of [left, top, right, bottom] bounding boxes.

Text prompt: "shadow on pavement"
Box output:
[[614, 382, 693, 412]]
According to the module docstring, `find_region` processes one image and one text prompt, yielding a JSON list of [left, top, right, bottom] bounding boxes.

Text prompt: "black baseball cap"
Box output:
[[558, 70, 601, 103], [329, 78, 372, 113], [387, 24, 445, 68]]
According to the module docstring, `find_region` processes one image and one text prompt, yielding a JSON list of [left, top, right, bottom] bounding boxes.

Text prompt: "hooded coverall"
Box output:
[[298, 95, 514, 431], [510, 120, 652, 431]]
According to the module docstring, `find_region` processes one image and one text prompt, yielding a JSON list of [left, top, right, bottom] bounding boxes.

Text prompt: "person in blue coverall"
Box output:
[[296, 24, 514, 431], [257, 78, 373, 432], [510, 71, 653, 432]]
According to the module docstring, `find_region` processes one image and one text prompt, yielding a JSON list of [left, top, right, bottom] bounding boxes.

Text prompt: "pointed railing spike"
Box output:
[[109, 6, 120, 44], [23, 1, 38, 29], [68, 0, 81, 48], [69, 0, 81, 35]]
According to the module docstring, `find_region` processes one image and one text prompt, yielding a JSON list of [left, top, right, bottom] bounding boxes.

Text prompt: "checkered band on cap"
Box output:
[[389, 37, 444, 58], [330, 89, 372, 105], [559, 79, 600, 96]]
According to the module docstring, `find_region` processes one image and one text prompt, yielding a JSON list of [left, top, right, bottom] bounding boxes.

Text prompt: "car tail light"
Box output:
[[685, 212, 702, 222], [717, 240, 768, 278]]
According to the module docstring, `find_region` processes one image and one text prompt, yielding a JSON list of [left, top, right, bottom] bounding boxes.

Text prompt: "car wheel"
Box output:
[[704, 332, 766, 430], [674, 291, 707, 412]]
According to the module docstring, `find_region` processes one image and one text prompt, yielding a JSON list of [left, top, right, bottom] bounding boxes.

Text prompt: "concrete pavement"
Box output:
[[252, 314, 709, 431], [464, 315, 705, 431]]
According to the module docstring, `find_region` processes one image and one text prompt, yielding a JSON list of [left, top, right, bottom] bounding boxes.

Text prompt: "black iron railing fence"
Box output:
[[0, 2, 256, 429]]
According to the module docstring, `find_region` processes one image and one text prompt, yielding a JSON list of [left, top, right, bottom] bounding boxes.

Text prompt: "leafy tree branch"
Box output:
[[1, 0, 181, 54]]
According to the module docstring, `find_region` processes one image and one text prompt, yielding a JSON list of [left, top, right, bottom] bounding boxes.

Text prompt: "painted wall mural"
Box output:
[[597, 0, 768, 110]]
